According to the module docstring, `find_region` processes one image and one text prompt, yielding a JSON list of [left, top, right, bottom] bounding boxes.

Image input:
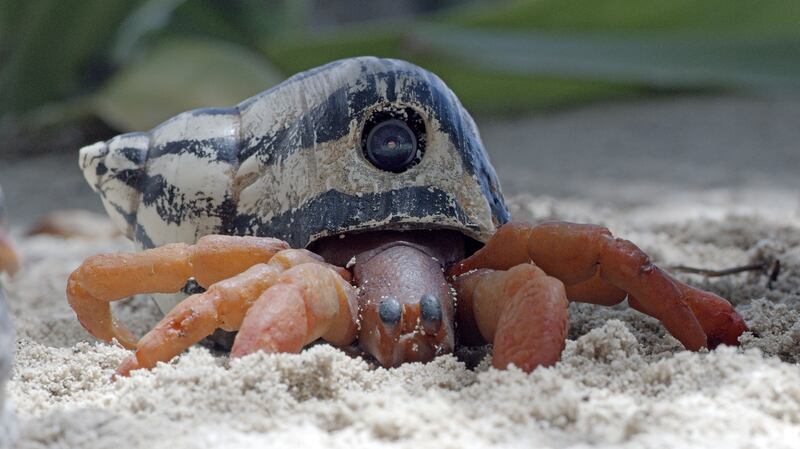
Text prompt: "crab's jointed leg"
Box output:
[[563, 271, 626, 306], [116, 253, 357, 375], [453, 264, 569, 371], [0, 231, 18, 276], [67, 235, 291, 348], [451, 221, 747, 351], [231, 263, 359, 357]]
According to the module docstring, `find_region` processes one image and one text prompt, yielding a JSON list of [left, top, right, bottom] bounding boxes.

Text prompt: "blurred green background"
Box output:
[[1, 0, 799, 157]]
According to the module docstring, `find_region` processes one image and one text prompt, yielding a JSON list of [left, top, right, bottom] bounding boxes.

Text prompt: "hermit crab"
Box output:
[[67, 57, 747, 375]]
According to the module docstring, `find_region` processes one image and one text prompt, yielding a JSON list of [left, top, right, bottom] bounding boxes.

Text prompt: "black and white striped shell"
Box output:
[[79, 57, 509, 251]]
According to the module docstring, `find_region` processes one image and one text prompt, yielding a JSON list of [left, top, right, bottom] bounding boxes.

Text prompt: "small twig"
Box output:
[[670, 263, 766, 277], [670, 259, 781, 289], [767, 259, 781, 290]]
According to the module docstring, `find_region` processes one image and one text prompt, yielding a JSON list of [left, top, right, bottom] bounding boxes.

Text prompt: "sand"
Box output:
[[2, 191, 800, 449]]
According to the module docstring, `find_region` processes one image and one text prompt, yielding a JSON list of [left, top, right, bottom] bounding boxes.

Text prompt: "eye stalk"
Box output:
[[378, 296, 403, 325], [365, 119, 417, 172], [419, 293, 442, 335]]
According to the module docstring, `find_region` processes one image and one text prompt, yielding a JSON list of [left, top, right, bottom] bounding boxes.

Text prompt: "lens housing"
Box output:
[[361, 107, 426, 173]]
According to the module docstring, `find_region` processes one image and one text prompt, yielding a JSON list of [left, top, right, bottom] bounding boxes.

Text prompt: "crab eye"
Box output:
[[378, 297, 403, 325], [419, 293, 442, 334], [364, 119, 417, 172]]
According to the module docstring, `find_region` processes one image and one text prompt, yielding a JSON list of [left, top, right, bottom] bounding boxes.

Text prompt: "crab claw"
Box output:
[[0, 230, 19, 276]]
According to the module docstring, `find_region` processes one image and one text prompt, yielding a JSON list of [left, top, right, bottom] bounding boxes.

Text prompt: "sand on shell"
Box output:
[[4, 192, 800, 449]]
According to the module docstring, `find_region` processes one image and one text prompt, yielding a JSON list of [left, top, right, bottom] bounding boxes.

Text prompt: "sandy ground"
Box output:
[[2, 94, 800, 448]]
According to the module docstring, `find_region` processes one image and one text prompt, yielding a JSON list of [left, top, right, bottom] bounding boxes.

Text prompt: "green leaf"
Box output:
[[92, 38, 284, 131], [414, 26, 800, 90], [443, 0, 800, 36], [262, 0, 800, 114], [0, 0, 143, 114], [264, 24, 640, 114], [111, 0, 189, 64]]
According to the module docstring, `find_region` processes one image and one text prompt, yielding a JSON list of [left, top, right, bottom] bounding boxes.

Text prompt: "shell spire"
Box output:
[[79, 134, 149, 239]]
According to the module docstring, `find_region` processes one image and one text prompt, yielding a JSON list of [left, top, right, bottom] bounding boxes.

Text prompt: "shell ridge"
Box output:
[[228, 186, 482, 248], [130, 128, 154, 248], [217, 105, 244, 237]]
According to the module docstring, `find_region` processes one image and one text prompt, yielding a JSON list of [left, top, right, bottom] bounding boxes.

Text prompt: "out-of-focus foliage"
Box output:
[[445, 0, 800, 34], [434, 0, 800, 92], [2, 0, 799, 139], [268, 0, 800, 112], [0, 0, 142, 113], [264, 24, 637, 115], [96, 38, 282, 130], [418, 27, 800, 88]]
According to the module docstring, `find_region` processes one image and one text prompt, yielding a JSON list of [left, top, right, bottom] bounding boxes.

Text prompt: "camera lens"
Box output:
[[364, 119, 417, 172]]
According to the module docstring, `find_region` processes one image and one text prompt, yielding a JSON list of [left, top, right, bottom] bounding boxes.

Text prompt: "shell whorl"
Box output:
[[80, 110, 240, 248]]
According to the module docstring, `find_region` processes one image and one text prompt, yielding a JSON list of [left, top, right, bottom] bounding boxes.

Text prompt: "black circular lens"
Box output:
[[365, 119, 417, 172]]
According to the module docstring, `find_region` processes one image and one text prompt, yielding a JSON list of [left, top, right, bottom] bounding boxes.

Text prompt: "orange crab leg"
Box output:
[[451, 221, 747, 351], [453, 264, 569, 371], [0, 229, 19, 275], [563, 271, 627, 306], [566, 273, 745, 347], [231, 263, 359, 357], [628, 282, 746, 348], [67, 235, 290, 348], [116, 252, 356, 375]]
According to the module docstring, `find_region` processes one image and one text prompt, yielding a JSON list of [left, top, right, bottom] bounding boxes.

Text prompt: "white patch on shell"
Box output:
[[139, 152, 234, 245], [155, 110, 238, 142], [134, 206, 195, 246]]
